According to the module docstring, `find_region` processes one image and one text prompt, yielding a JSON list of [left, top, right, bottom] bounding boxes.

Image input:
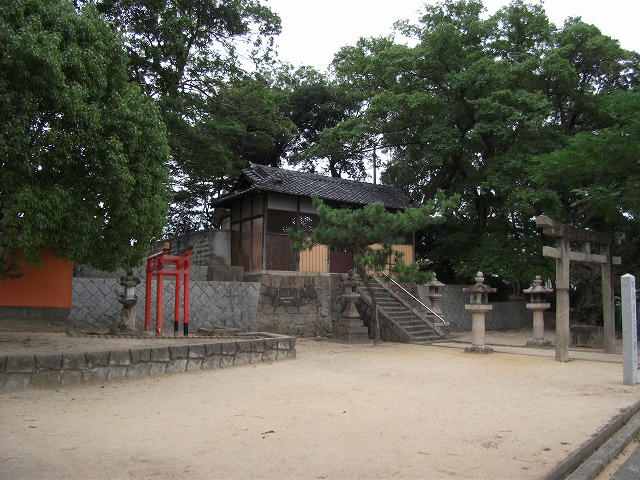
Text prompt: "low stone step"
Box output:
[[406, 329, 432, 336], [379, 310, 408, 316], [393, 319, 422, 326], [377, 302, 403, 307]]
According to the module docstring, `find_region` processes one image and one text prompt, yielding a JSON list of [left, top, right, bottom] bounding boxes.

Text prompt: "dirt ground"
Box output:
[[1, 324, 640, 480]]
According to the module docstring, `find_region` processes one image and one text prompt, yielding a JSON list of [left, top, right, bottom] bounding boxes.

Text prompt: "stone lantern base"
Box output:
[[464, 345, 494, 354], [336, 289, 370, 344], [335, 319, 370, 343], [526, 338, 552, 348]]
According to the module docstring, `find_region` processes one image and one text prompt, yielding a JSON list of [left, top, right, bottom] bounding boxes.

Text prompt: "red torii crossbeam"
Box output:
[[144, 242, 193, 337]]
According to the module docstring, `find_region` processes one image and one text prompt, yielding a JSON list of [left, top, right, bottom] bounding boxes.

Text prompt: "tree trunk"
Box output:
[[474, 192, 489, 236], [356, 263, 380, 345]]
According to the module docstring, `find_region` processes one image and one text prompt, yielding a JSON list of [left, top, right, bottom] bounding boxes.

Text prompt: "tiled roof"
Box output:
[[211, 163, 413, 210]]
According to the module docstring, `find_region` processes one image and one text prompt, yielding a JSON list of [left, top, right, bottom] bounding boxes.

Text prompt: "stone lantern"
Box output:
[[463, 272, 496, 353], [117, 270, 140, 332], [424, 276, 445, 317], [523, 275, 553, 347], [336, 270, 369, 343]]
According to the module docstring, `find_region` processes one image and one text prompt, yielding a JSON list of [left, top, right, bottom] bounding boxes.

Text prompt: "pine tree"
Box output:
[[290, 196, 447, 345]]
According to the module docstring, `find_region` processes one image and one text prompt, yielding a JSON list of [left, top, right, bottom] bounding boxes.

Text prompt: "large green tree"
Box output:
[[90, 0, 286, 234], [531, 90, 640, 320], [0, 0, 170, 277], [165, 73, 297, 235], [326, 0, 638, 291], [285, 67, 369, 180]]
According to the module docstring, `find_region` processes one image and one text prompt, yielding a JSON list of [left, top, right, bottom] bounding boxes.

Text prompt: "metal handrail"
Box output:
[[379, 271, 447, 325]]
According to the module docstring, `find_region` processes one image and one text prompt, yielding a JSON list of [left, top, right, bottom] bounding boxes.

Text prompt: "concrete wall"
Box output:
[[71, 260, 533, 336], [418, 284, 531, 331], [160, 229, 231, 267], [74, 265, 209, 281], [244, 271, 344, 337], [71, 275, 260, 334]]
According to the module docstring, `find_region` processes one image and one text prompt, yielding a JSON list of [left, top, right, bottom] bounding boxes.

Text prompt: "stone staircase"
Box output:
[[357, 276, 448, 344]]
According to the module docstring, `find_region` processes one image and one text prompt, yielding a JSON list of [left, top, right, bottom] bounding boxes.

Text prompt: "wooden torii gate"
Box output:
[[536, 215, 624, 362]]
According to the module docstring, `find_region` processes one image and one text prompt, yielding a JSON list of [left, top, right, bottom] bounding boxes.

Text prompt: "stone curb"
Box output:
[[0, 333, 295, 391], [543, 399, 640, 480]]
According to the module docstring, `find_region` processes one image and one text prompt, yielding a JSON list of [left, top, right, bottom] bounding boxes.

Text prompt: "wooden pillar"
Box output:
[[602, 244, 616, 353], [555, 237, 571, 362]]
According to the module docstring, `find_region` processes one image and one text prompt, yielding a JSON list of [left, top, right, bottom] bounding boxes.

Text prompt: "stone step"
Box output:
[[406, 330, 433, 337], [357, 276, 445, 343], [382, 308, 408, 314], [392, 317, 418, 323]]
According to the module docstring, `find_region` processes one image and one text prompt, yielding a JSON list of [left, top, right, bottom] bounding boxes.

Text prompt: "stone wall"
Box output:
[[70, 262, 535, 336], [71, 276, 260, 333], [0, 334, 295, 391], [244, 271, 344, 337], [418, 284, 531, 331]]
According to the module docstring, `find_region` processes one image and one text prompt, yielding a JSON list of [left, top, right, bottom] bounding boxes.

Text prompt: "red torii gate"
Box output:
[[144, 242, 193, 337]]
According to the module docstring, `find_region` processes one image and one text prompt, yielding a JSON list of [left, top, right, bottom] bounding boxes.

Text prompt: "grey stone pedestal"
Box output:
[[336, 273, 369, 343], [335, 317, 370, 343], [463, 272, 496, 354]]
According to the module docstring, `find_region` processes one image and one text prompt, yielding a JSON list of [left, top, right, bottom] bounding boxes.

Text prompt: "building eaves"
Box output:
[[211, 163, 414, 210]]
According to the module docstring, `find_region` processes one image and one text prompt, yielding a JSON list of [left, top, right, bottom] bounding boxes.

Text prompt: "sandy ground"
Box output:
[[1, 328, 640, 480]]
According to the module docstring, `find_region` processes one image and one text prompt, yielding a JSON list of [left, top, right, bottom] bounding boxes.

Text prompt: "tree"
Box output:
[[290, 197, 446, 345], [164, 73, 297, 236], [533, 91, 640, 225], [327, 0, 638, 290], [531, 90, 640, 320], [0, 0, 170, 277], [286, 67, 369, 180], [90, 0, 284, 234]]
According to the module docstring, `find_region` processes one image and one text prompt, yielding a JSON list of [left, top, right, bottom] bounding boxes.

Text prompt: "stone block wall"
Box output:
[[418, 284, 531, 331], [244, 272, 344, 337], [0, 334, 295, 391], [71, 277, 260, 333]]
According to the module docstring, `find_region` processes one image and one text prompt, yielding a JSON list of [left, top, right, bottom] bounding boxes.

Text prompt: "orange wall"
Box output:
[[0, 251, 72, 308]]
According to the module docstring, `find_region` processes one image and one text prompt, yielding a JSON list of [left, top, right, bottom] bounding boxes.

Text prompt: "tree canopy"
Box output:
[[312, 0, 640, 292], [0, 0, 170, 276], [89, 0, 288, 235]]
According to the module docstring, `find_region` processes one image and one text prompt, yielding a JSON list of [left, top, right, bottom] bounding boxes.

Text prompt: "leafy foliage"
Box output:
[[164, 73, 297, 235], [89, 0, 286, 235], [0, 0, 170, 276], [325, 0, 639, 291], [532, 91, 640, 224], [285, 67, 370, 179]]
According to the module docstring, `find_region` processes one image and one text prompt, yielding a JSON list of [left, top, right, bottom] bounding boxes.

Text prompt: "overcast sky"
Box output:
[[265, 0, 640, 70]]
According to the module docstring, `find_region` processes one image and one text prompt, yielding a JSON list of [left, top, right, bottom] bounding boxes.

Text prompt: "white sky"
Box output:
[[265, 0, 640, 70]]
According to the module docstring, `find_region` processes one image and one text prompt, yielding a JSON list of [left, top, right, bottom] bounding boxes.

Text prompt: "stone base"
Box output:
[[335, 319, 370, 344], [118, 307, 137, 332], [464, 345, 494, 354], [340, 331, 371, 343], [526, 338, 551, 348], [570, 325, 604, 349]]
